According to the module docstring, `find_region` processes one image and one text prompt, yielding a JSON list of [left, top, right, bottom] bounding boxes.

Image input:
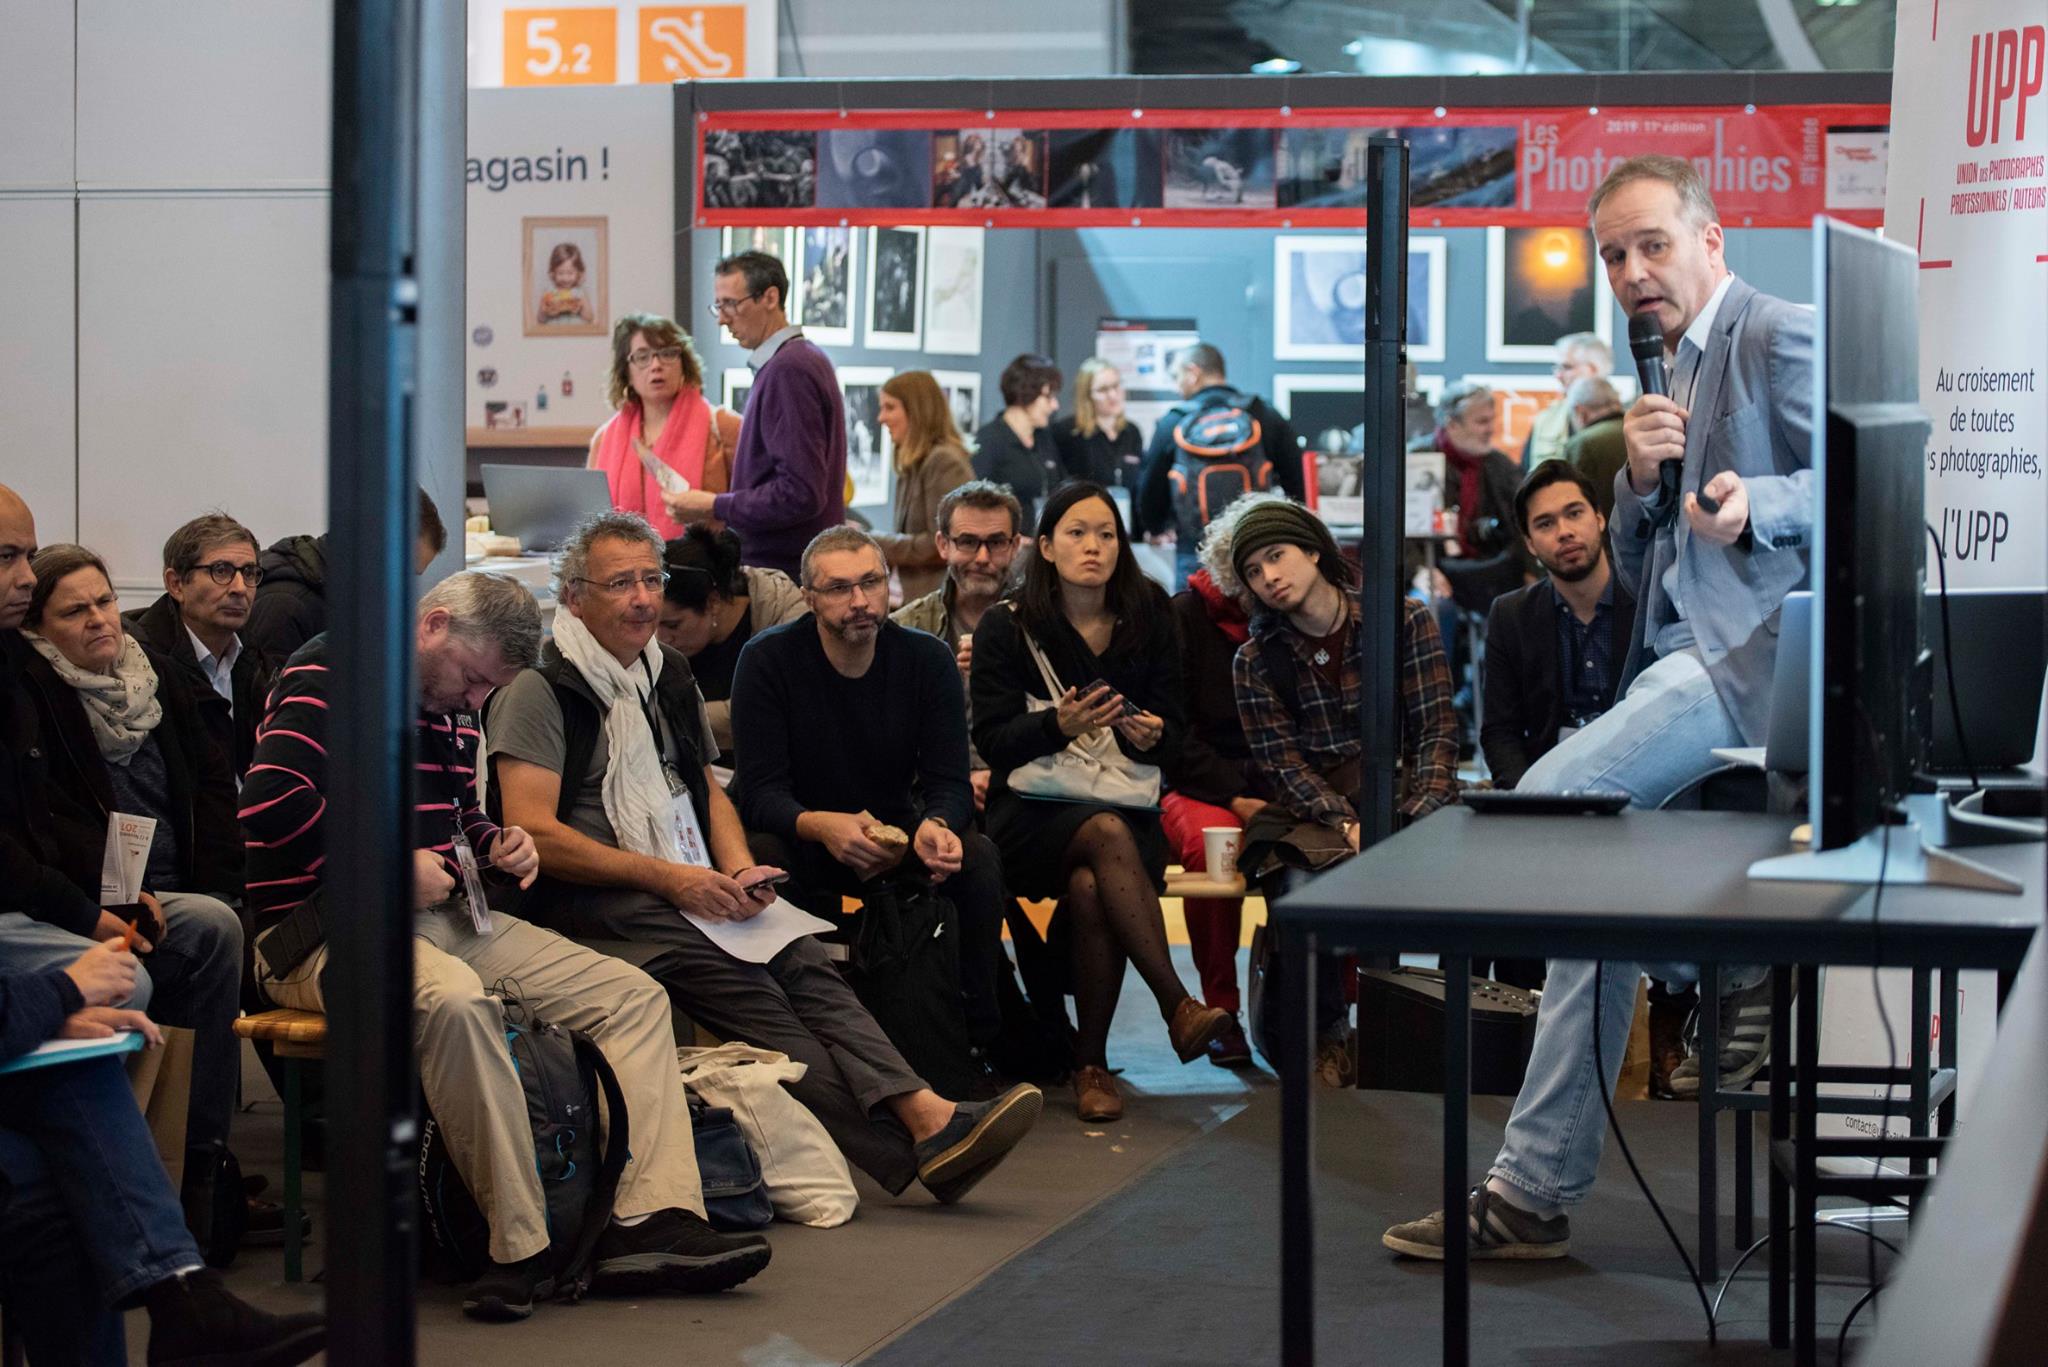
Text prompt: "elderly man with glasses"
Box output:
[[661, 252, 846, 579], [488, 513, 1041, 1208]]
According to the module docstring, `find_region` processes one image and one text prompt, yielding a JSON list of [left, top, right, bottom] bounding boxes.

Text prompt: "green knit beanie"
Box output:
[[1229, 498, 1343, 587]]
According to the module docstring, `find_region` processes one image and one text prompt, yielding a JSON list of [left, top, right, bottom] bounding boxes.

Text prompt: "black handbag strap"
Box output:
[[559, 1030, 632, 1300]]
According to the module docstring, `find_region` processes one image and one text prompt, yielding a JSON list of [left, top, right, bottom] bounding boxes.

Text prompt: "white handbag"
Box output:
[[677, 1043, 858, 1228], [1005, 626, 1162, 810]]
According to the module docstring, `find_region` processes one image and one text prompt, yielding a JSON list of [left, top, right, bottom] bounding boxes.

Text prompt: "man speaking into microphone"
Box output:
[[1384, 154, 1815, 1261]]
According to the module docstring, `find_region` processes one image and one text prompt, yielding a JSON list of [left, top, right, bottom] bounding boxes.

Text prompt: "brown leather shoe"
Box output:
[[1648, 993, 1690, 1100], [1168, 997, 1233, 1064], [1073, 1065, 1123, 1122]]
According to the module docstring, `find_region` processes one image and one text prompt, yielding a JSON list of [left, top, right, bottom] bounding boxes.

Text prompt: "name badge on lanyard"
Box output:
[[450, 825, 493, 935], [665, 762, 712, 869]]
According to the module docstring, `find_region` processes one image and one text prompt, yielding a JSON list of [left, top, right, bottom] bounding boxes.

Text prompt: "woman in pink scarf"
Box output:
[[586, 312, 736, 539]]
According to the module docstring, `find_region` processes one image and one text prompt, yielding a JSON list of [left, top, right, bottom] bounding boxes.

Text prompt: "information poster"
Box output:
[[1884, 2, 2047, 589]]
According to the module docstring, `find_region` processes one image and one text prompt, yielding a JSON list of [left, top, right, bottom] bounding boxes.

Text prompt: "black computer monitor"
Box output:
[[1751, 218, 2020, 891]]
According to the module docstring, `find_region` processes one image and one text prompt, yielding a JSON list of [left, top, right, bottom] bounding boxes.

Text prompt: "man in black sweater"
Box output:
[[732, 526, 1009, 1055]]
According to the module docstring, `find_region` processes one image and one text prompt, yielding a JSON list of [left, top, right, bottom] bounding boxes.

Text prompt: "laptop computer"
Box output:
[[480, 464, 614, 553], [1765, 589, 2045, 776]]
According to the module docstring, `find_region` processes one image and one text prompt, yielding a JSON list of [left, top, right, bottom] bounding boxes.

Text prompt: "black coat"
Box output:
[[0, 634, 101, 936], [1163, 586, 1258, 807], [20, 639, 243, 903], [1050, 416, 1146, 501], [1480, 574, 1638, 789], [242, 534, 328, 664], [123, 592, 275, 780], [971, 418, 1064, 514]]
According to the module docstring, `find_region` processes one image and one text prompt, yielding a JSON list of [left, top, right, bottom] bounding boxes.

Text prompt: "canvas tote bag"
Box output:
[[1005, 626, 1161, 809]]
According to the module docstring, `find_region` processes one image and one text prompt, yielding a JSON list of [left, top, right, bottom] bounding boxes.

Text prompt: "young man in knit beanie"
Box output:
[[1227, 498, 1458, 1082]]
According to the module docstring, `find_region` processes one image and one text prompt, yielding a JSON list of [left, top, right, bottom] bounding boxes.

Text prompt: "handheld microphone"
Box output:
[[1627, 311, 1718, 521]]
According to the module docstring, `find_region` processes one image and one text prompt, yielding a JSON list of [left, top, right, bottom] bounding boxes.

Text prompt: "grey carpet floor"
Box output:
[[861, 1088, 1899, 1367]]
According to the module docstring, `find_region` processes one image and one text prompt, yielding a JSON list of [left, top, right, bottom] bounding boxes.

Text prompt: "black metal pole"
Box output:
[[1360, 136, 1410, 851], [327, 1, 421, 1361], [1278, 926, 1317, 1366]]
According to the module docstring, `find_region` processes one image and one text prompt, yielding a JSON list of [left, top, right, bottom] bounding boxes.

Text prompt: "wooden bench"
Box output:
[[233, 1009, 325, 1282]]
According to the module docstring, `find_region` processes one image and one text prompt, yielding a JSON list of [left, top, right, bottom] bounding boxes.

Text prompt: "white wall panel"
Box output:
[[77, 195, 329, 587], [0, 0, 77, 188], [0, 198, 79, 543], [75, 1, 331, 188]]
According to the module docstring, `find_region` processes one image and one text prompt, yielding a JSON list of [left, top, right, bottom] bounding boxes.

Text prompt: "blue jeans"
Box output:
[[0, 1056, 204, 1312], [0, 895, 242, 1153], [1490, 650, 1762, 1206]]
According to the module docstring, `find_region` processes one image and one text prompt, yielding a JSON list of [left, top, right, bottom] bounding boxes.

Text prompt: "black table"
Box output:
[[1271, 808, 2042, 1366]]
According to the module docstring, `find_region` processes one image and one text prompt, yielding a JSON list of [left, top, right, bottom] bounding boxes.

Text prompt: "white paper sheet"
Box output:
[[683, 896, 836, 965], [99, 813, 156, 903]]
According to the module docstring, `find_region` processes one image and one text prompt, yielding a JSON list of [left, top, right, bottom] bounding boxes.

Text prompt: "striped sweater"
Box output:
[[240, 634, 502, 930]]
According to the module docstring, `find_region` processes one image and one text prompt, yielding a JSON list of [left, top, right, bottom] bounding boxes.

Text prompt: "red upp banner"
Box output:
[[695, 104, 1890, 230]]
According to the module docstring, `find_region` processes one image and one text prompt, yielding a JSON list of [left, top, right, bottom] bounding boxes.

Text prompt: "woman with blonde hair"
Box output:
[[874, 369, 975, 600], [585, 311, 736, 539], [1051, 358, 1145, 504]]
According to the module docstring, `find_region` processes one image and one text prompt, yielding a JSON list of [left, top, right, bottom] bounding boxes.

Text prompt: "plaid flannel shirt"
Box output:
[[1232, 595, 1459, 828]]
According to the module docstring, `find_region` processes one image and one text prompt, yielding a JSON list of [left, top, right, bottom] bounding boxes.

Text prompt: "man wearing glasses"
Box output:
[[125, 514, 276, 782], [734, 526, 1017, 1083], [891, 481, 1024, 815], [491, 513, 1039, 1205], [662, 252, 846, 580]]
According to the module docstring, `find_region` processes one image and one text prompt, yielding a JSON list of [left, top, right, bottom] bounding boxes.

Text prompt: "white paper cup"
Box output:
[[1201, 826, 1241, 882]]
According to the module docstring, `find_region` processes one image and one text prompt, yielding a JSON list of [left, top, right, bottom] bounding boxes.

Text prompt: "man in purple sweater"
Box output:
[[668, 251, 846, 578]]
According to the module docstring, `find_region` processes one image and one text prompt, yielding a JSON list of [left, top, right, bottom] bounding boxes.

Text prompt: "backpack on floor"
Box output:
[[842, 879, 981, 1098], [418, 1000, 630, 1298]]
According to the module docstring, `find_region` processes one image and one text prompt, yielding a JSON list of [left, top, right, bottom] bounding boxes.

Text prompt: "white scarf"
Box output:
[[549, 610, 682, 862], [26, 631, 163, 766]]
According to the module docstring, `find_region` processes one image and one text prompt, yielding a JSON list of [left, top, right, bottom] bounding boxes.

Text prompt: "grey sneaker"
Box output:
[[1382, 1186, 1570, 1261], [1671, 976, 1775, 1097]]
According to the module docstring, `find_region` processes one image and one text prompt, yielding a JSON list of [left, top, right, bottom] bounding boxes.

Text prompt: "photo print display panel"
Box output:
[[1273, 235, 1446, 364], [931, 369, 982, 437], [933, 130, 1048, 209], [817, 129, 935, 210], [1485, 226, 1615, 364], [865, 226, 926, 350], [1163, 128, 1276, 209], [794, 225, 858, 347], [1277, 125, 1516, 211], [838, 366, 895, 509], [921, 227, 984, 356], [701, 130, 817, 209], [1046, 129, 1162, 209], [721, 367, 753, 416], [523, 216, 608, 337]]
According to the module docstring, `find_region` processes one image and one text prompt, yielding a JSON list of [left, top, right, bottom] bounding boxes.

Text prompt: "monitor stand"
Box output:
[[1748, 814, 2023, 893]]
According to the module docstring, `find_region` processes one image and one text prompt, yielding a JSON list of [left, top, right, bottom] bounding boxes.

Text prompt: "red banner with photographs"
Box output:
[[694, 103, 1890, 230]]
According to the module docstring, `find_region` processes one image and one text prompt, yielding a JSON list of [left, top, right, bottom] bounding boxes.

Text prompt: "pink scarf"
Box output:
[[592, 392, 713, 539]]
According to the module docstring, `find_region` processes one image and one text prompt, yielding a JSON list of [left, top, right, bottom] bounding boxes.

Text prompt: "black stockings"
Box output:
[[1062, 812, 1191, 1067]]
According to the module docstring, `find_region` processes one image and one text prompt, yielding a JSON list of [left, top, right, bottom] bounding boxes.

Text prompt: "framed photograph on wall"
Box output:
[[721, 367, 753, 416], [838, 366, 896, 509], [1484, 226, 1615, 364], [794, 226, 857, 349], [522, 216, 608, 338], [865, 226, 926, 351], [1273, 235, 1447, 364], [922, 227, 985, 357], [930, 369, 982, 437], [1457, 374, 1563, 457]]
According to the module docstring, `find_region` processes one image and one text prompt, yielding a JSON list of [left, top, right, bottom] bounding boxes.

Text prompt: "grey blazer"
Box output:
[[1610, 276, 1814, 746]]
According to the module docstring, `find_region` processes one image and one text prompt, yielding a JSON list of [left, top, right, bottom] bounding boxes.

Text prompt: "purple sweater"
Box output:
[[711, 336, 847, 577]]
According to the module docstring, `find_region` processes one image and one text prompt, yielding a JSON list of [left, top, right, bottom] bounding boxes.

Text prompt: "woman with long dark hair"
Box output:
[[970, 482, 1229, 1121]]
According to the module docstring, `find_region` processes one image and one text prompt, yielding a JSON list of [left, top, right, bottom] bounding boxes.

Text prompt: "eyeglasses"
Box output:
[[628, 346, 685, 369], [706, 292, 763, 319], [191, 561, 264, 587], [575, 571, 670, 597], [810, 573, 889, 604], [943, 534, 1012, 557]]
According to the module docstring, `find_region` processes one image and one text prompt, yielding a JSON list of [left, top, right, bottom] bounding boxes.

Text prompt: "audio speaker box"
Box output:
[[1356, 967, 1539, 1096]]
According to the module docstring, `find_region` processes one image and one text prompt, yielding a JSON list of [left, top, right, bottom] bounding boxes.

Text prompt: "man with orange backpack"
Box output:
[[1136, 343, 1305, 585]]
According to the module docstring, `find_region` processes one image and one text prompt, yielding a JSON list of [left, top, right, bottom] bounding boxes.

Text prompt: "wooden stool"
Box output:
[[233, 1009, 326, 1282]]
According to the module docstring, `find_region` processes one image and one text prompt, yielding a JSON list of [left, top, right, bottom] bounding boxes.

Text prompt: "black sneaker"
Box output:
[[1671, 975, 1776, 1097], [1382, 1186, 1571, 1261], [590, 1209, 770, 1296], [461, 1254, 555, 1323], [144, 1267, 326, 1367], [915, 1083, 1044, 1205]]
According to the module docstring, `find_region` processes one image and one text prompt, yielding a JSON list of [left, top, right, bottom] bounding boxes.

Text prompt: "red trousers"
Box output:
[[1160, 791, 1245, 1013]]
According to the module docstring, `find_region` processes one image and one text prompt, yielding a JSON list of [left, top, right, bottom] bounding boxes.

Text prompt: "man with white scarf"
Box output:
[[489, 511, 1042, 1207], [242, 569, 771, 1322]]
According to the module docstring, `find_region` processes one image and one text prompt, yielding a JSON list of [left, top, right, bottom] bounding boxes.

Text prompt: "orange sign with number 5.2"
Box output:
[[504, 8, 617, 86]]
